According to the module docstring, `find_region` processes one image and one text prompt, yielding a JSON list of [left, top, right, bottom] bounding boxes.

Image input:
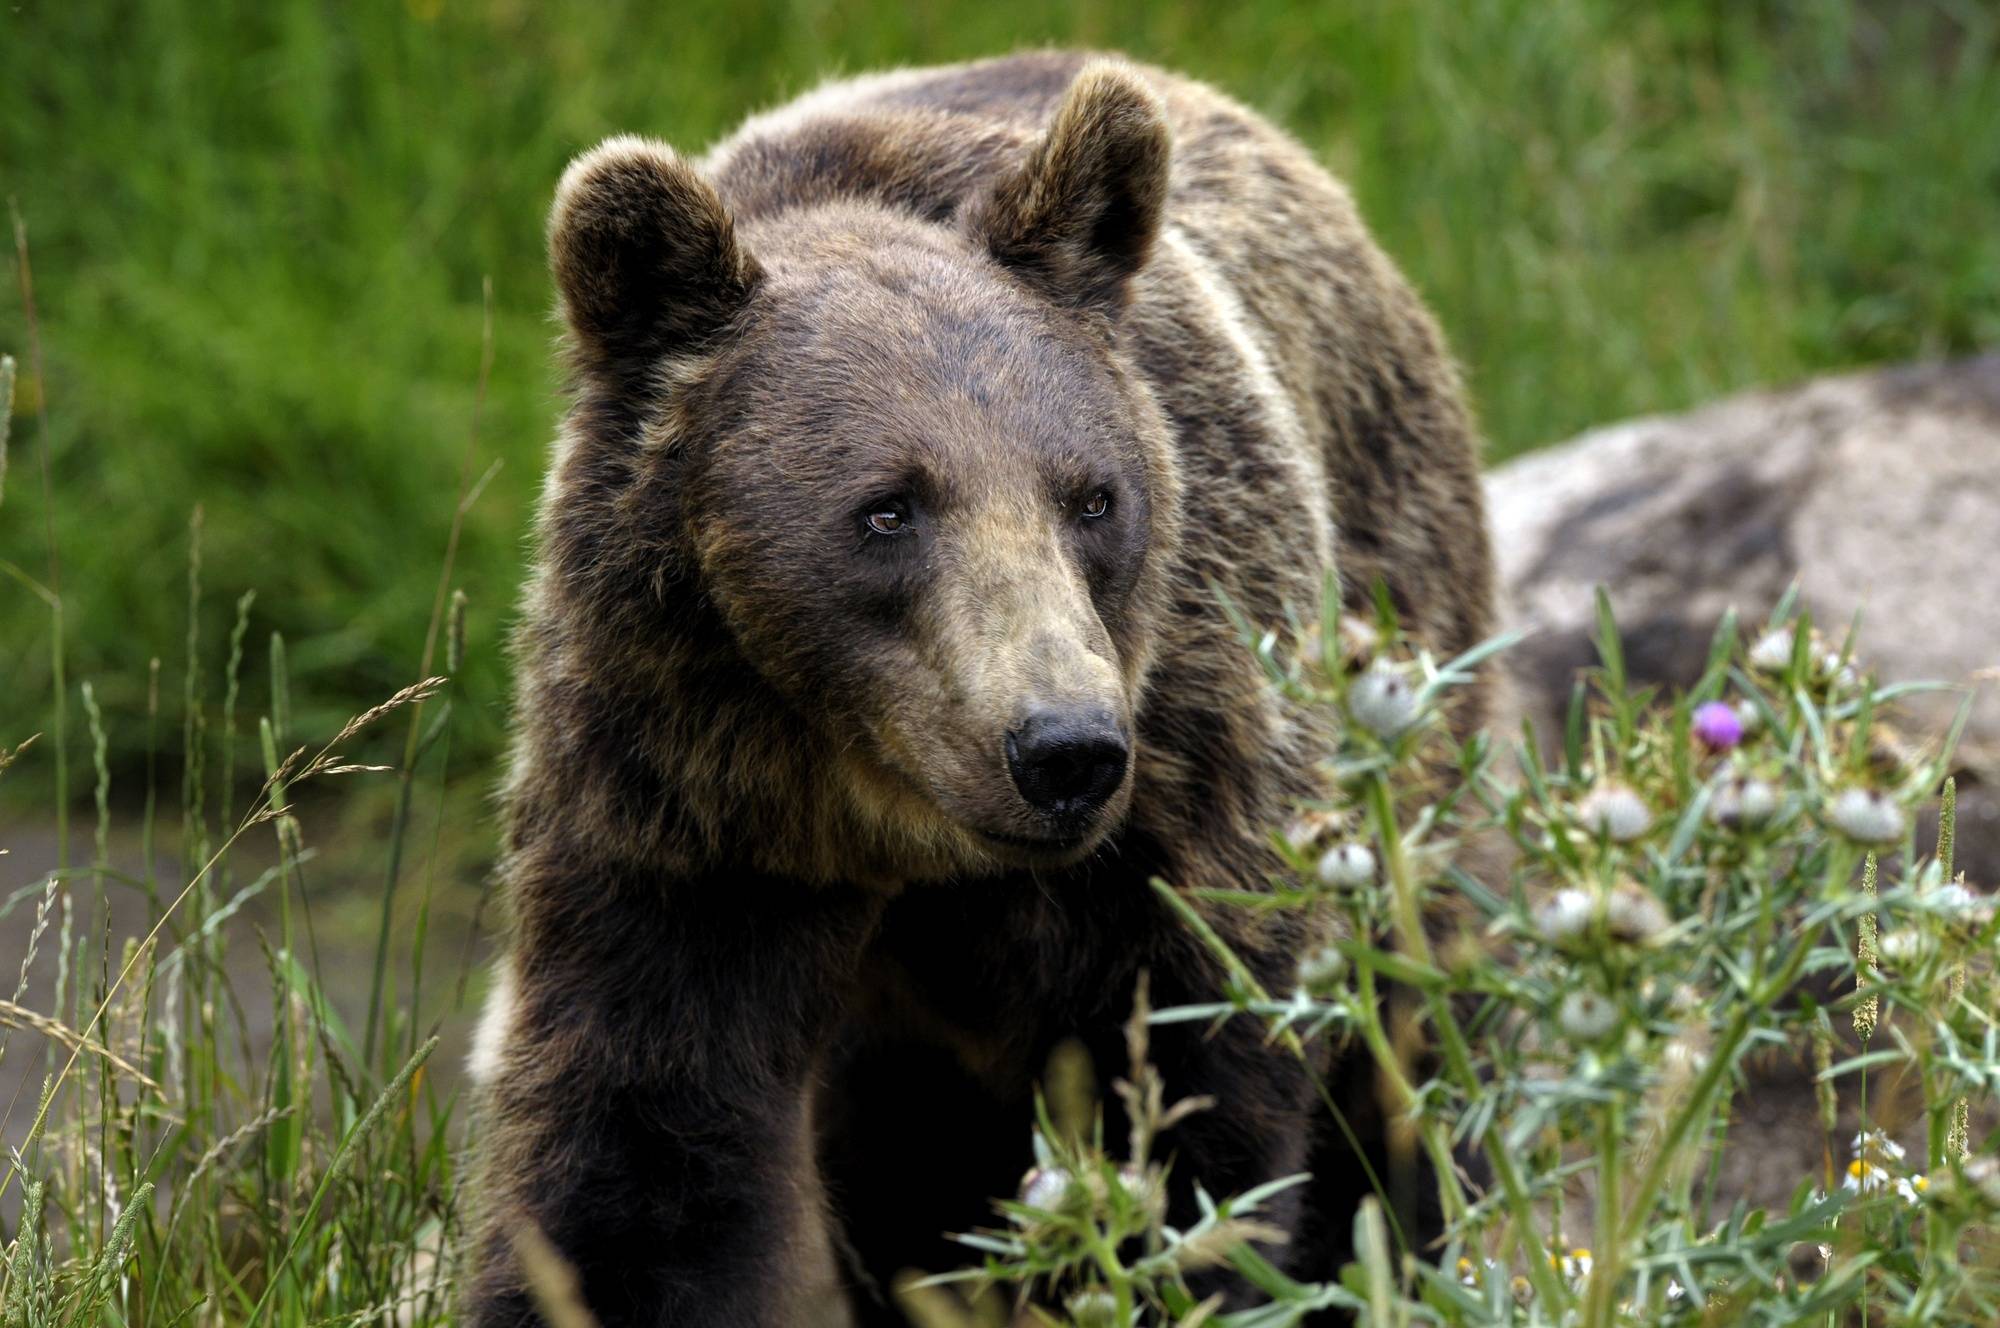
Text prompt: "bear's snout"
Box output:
[[1003, 704, 1130, 830]]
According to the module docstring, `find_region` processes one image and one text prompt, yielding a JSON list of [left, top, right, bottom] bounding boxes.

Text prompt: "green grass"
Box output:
[[5, 0, 1999, 779]]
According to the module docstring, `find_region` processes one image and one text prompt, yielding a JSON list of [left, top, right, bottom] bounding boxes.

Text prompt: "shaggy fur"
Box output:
[[464, 52, 1494, 1327]]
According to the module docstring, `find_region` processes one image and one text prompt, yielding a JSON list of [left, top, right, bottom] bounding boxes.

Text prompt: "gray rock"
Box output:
[[1488, 355, 2000, 876]]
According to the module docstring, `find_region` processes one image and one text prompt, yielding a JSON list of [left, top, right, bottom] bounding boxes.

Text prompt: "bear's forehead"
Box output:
[[716, 241, 1128, 476]]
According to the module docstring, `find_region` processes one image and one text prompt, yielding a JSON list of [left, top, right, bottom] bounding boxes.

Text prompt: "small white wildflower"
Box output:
[[1896, 1174, 1929, 1205], [1666, 1279, 1686, 1302], [1733, 699, 1762, 735], [1605, 881, 1670, 944], [1852, 1129, 1907, 1163], [1456, 1256, 1498, 1287], [1879, 928, 1931, 966], [1316, 840, 1377, 888], [1346, 661, 1421, 737], [1557, 989, 1618, 1042], [1556, 1248, 1594, 1284], [1826, 786, 1905, 845], [1843, 1159, 1892, 1194], [1577, 783, 1653, 842], [1534, 888, 1595, 945], [1018, 1166, 1075, 1212], [1295, 944, 1347, 993], [1710, 775, 1779, 828], [1749, 627, 1798, 672]]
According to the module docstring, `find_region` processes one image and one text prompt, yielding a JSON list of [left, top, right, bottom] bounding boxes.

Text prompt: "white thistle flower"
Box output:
[[1605, 881, 1670, 943], [1710, 776, 1778, 828], [1316, 841, 1377, 888], [1557, 989, 1618, 1041], [1347, 661, 1421, 737], [1577, 783, 1653, 842], [1827, 787, 1905, 845], [1534, 888, 1595, 945]]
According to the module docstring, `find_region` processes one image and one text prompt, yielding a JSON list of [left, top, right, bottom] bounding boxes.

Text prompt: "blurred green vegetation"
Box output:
[[4, 0, 1997, 790]]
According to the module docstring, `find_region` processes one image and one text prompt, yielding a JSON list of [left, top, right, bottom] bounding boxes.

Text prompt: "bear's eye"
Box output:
[[865, 505, 909, 537], [1080, 490, 1111, 520]]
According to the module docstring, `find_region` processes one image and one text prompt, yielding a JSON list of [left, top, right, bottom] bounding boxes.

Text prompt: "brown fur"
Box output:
[[465, 52, 1493, 1327]]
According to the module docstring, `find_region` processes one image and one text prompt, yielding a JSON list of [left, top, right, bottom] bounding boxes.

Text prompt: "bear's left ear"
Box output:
[[962, 62, 1171, 317]]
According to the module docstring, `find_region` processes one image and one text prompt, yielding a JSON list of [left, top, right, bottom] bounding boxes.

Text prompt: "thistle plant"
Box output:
[[938, 583, 1998, 1325]]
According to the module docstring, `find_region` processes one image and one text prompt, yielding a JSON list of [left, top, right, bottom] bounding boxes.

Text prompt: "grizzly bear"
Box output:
[[464, 51, 1493, 1327]]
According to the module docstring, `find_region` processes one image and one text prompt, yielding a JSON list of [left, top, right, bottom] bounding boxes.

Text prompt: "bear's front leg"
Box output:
[[1134, 906, 1329, 1299], [463, 849, 881, 1328]]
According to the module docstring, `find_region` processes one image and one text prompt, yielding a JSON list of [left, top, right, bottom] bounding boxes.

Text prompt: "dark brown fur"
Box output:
[[465, 52, 1493, 1327]]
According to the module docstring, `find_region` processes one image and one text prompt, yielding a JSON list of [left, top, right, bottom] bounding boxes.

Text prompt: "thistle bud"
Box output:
[[1604, 881, 1670, 944], [1711, 775, 1779, 828], [1557, 989, 1617, 1042], [1534, 887, 1595, 946], [1065, 1290, 1118, 1328], [1963, 1155, 2000, 1208], [1930, 877, 1994, 929], [1577, 783, 1653, 842], [1316, 841, 1376, 889], [1295, 943, 1347, 993], [1347, 661, 1421, 737], [1827, 787, 1905, 845], [1749, 627, 1798, 673], [1018, 1166, 1075, 1213]]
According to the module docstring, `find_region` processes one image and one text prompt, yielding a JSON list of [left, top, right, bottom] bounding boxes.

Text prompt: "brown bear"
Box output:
[[464, 51, 1493, 1327]]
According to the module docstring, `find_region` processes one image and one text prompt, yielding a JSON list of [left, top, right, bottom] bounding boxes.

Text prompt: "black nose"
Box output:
[[1006, 707, 1130, 823]]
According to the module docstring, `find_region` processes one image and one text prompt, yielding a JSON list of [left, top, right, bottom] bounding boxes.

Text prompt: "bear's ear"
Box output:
[[548, 136, 762, 373], [962, 63, 1170, 317]]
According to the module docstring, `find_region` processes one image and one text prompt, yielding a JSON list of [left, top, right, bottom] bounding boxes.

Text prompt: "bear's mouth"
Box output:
[[976, 827, 1088, 853]]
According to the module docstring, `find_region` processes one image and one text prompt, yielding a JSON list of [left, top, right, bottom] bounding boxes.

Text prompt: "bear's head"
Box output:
[[536, 64, 1184, 882]]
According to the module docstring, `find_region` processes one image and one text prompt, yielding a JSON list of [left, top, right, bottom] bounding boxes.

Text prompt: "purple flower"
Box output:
[[1691, 700, 1744, 751]]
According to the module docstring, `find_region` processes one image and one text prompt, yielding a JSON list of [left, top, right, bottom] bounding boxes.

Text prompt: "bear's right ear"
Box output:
[[962, 63, 1170, 318], [548, 136, 762, 373]]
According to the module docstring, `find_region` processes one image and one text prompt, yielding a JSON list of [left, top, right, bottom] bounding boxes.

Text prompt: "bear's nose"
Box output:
[[1005, 706, 1130, 825]]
